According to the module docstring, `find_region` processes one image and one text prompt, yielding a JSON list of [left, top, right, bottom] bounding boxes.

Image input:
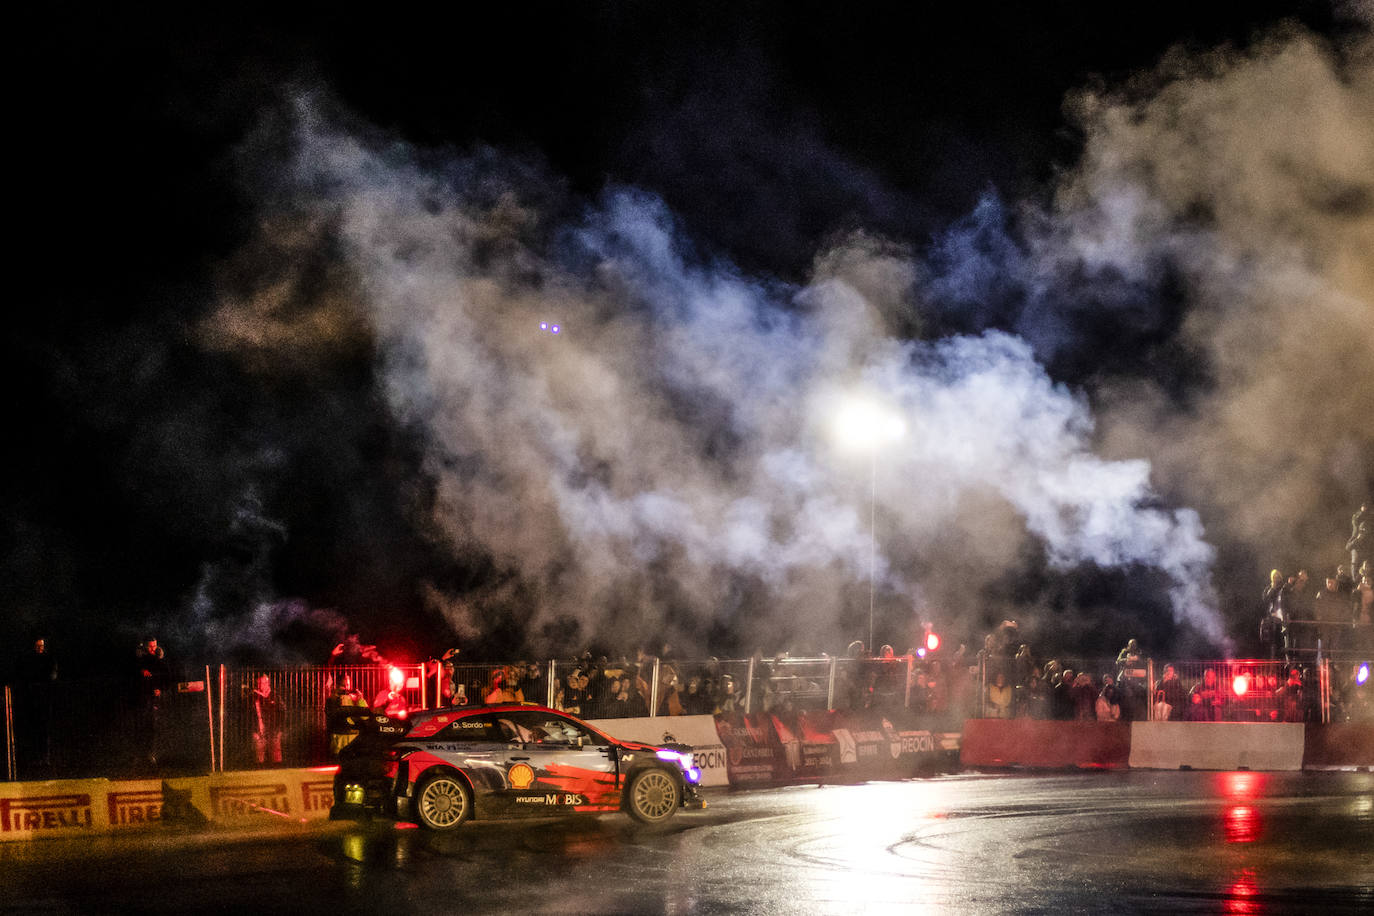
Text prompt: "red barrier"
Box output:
[[713, 710, 956, 786], [960, 719, 1131, 769], [1301, 724, 1374, 769]]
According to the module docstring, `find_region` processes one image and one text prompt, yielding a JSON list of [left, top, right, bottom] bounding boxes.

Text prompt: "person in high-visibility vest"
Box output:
[[326, 674, 368, 755]]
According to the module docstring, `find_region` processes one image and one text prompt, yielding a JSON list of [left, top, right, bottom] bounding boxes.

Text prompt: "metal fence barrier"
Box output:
[[7, 653, 1370, 779]]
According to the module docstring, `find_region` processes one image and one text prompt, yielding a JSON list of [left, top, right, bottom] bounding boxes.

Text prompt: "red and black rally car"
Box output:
[[330, 704, 704, 829]]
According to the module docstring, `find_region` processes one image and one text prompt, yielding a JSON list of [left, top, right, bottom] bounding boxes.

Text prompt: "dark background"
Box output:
[[6, 2, 1365, 675]]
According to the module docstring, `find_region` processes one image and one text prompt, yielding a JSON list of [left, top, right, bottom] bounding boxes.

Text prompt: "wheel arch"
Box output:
[[413, 765, 478, 815]]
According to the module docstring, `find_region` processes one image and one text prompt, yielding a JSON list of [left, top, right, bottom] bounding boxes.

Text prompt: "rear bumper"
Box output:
[[328, 802, 374, 822]]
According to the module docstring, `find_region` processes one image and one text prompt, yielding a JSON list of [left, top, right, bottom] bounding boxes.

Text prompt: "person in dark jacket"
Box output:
[[133, 638, 170, 770], [1155, 664, 1187, 721], [16, 638, 59, 772]]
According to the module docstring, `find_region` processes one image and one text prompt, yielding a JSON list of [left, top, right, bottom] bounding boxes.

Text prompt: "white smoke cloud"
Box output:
[[1055, 24, 1374, 580], [200, 87, 1247, 653]]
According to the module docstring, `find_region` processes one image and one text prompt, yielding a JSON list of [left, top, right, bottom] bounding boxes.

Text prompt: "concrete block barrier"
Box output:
[[1129, 722, 1305, 771]]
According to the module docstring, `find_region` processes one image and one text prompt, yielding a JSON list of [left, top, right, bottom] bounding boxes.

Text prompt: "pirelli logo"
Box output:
[[301, 780, 334, 812], [0, 794, 94, 832], [210, 783, 291, 818], [108, 789, 164, 827]]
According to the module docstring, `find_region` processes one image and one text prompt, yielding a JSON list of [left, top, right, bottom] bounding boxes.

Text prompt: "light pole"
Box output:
[[833, 397, 906, 653]]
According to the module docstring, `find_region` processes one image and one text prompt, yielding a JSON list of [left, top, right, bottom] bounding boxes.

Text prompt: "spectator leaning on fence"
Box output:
[[485, 667, 525, 705], [1096, 674, 1122, 721], [1155, 664, 1187, 721], [251, 674, 284, 765], [987, 671, 1013, 718], [1188, 667, 1224, 721]]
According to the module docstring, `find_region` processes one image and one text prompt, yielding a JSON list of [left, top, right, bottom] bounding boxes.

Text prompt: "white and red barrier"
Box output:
[[5, 719, 1367, 843], [960, 720, 1373, 772]]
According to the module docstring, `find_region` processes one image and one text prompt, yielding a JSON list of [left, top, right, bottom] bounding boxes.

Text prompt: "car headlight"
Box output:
[[343, 783, 365, 805], [656, 749, 693, 768], [656, 749, 700, 783]]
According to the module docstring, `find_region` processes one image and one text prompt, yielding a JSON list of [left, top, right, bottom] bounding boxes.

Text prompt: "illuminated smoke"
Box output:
[[197, 16, 1371, 655]]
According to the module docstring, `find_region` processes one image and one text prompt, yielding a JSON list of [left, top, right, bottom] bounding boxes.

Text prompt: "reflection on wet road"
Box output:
[[2, 772, 1371, 914]]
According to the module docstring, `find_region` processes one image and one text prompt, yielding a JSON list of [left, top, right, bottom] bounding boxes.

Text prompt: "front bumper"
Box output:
[[681, 781, 706, 810]]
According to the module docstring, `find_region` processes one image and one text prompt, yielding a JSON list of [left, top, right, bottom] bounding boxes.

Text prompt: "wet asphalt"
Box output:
[[1, 771, 1371, 914]]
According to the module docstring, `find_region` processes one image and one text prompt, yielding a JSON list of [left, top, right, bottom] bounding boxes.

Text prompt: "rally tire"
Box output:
[[626, 767, 680, 824], [415, 773, 472, 830]]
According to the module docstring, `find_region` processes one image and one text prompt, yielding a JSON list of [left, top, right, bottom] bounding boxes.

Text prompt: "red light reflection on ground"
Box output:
[[1217, 770, 1270, 799], [1225, 805, 1260, 844], [1225, 868, 1260, 915], [1218, 772, 1267, 844], [394, 821, 419, 830]]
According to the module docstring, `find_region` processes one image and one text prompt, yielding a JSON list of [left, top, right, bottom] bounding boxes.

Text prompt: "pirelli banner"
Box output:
[[0, 767, 340, 842], [713, 709, 959, 787]]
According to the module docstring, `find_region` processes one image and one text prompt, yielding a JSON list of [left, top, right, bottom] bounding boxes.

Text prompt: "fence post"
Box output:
[[827, 657, 837, 712], [1321, 658, 1331, 724], [904, 655, 914, 709], [649, 658, 661, 718], [978, 654, 986, 718], [204, 665, 216, 773], [546, 660, 556, 708], [744, 657, 755, 716], [4, 685, 14, 781], [418, 664, 428, 711], [218, 664, 226, 772], [1146, 658, 1156, 721]]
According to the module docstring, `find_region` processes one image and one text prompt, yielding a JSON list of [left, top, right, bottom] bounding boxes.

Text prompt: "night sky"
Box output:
[[7, 2, 1372, 672]]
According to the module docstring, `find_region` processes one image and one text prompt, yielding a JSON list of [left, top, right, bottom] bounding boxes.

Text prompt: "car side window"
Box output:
[[503, 711, 608, 747], [435, 714, 503, 742]]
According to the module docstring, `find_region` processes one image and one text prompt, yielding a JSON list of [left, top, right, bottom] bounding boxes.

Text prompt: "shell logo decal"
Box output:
[[508, 763, 536, 789]]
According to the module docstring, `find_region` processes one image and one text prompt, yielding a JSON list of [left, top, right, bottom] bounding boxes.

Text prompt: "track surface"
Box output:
[[2, 771, 1372, 914]]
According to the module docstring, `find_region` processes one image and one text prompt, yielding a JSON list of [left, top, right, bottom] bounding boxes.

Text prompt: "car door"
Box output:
[[420, 713, 512, 817], [495, 711, 620, 813]]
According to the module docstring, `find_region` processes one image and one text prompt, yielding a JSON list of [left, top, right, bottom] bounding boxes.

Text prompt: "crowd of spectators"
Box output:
[[1259, 503, 1374, 660], [971, 624, 1154, 722], [5, 505, 1372, 777]]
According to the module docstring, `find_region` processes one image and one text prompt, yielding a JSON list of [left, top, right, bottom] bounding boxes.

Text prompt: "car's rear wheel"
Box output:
[[415, 773, 472, 830], [626, 767, 680, 824]]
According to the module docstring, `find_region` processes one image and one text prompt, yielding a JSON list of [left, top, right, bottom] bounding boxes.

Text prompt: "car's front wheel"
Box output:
[[415, 773, 472, 830], [626, 767, 680, 824]]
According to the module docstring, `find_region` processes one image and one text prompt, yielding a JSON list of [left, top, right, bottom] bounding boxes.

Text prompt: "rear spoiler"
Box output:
[[329, 708, 410, 736]]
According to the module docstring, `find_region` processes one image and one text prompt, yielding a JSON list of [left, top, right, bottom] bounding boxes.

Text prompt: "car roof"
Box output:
[[403, 704, 613, 741]]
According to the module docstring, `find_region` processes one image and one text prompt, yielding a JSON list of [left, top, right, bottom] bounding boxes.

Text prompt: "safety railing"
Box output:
[[9, 653, 1366, 779]]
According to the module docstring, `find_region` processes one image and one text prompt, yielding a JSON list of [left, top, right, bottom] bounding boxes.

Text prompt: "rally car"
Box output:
[[330, 704, 704, 830]]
